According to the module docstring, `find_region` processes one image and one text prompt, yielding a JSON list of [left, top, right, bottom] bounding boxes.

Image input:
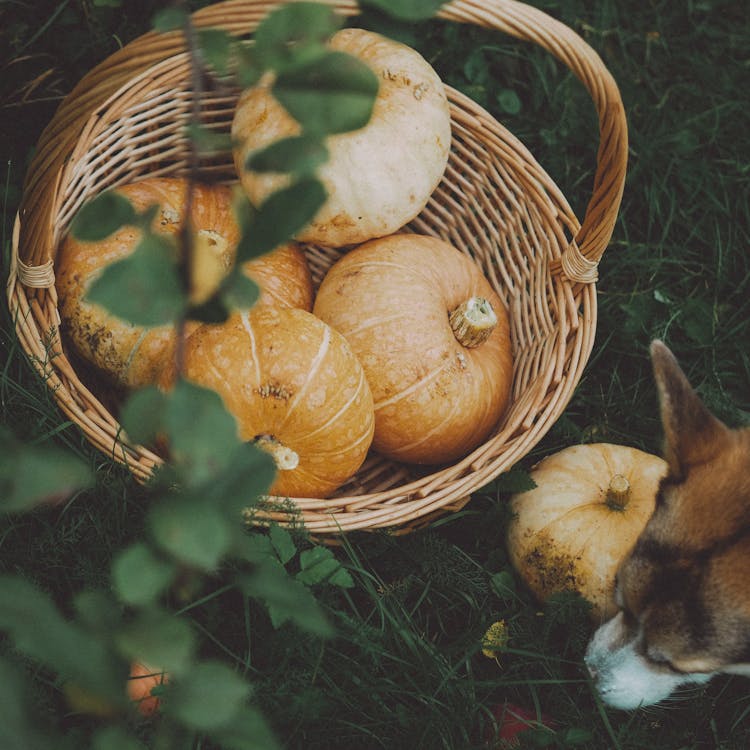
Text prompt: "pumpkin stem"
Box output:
[[449, 296, 497, 348], [605, 474, 631, 510], [189, 229, 230, 305], [253, 434, 299, 471]]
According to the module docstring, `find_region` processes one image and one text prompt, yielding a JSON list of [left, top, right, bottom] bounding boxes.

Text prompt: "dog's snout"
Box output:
[[584, 655, 599, 682]]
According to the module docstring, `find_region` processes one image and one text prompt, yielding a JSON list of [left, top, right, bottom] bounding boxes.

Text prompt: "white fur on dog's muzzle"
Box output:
[[584, 612, 713, 710]]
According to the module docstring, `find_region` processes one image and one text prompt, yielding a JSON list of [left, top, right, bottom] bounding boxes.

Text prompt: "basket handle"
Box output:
[[17, 0, 625, 284], [438, 0, 628, 282]]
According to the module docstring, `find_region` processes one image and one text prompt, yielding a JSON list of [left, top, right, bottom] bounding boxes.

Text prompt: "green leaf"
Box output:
[[361, 0, 445, 20], [115, 608, 196, 675], [231, 532, 278, 565], [85, 233, 185, 327], [74, 589, 124, 635], [0, 575, 123, 701], [680, 297, 714, 346], [296, 546, 353, 588], [240, 562, 333, 637], [184, 122, 234, 156], [113, 543, 177, 606], [92, 726, 148, 750], [238, 178, 326, 261], [254, 2, 341, 72], [235, 43, 263, 88], [93, 0, 122, 6], [0, 656, 58, 750], [148, 496, 232, 571], [0, 427, 93, 511], [201, 441, 277, 516], [463, 48, 489, 86], [152, 7, 186, 32], [233, 186, 256, 231], [328, 565, 356, 588], [269, 525, 296, 565], [273, 51, 379, 135], [524, 728, 557, 747], [246, 134, 329, 177], [120, 386, 168, 445], [186, 294, 231, 324], [197, 28, 234, 76], [562, 727, 594, 746], [166, 660, 251, 730], [136, 202, 161, 230], [209, 705, 281, 750], [489, 469, 537, 496], [490, 570, 516, 601], [164, 379, 241, 485], [497, 88, 522, 115], [70, 190, 136, 241], [220, 268, 260, 311]]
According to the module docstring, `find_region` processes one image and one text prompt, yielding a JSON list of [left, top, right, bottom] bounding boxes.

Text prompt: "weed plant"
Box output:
[[2, 1, 750, 748]]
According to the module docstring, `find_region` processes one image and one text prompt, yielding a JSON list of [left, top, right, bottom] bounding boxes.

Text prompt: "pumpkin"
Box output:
[[243, 239, 313, 313], [162, 307, 375, 498], [313, 233, 513, 464], [57, 177, 313, 388], [506, 443, 669, 620], [487, 703, 555, 747], [232, 28, 452, 247], [127, 662, 168, 717]]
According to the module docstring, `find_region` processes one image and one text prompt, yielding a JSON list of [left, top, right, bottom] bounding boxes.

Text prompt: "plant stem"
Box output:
[[449, 296, 497, 347], [254, 434, 299, 471], [174, 0, 204, 378], [605, 474, 631, 510]]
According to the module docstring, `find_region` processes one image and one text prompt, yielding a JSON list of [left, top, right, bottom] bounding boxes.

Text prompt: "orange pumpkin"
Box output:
[[166, 307, 375, 498], [243, 240, 313, 313], [313, 233, 513, 464], [127, 662, 168, 717], [57, 177, 313, 388]]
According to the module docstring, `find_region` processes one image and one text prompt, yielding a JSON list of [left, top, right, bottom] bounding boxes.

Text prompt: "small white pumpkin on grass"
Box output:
[[506, 443, 669, 620]]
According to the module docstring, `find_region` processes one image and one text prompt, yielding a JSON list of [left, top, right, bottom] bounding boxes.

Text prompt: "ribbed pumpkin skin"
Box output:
[[506, 443, 669, 619], [176, 307, 375, 498], [243, 242, 313, 313], [313, 233, 513, 464], [57, 177, 313, 388], [232, 28, 452, 247]]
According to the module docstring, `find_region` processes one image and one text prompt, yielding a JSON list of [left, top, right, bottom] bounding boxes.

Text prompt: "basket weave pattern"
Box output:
[[8, 0, 627, 535]]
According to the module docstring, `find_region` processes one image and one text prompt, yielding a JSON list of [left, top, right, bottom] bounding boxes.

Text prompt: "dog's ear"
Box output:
[[650, 340, 729, 478]]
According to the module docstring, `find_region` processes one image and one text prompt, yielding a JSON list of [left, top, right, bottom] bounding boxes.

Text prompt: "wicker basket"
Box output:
[[7, 0, 627, 537]]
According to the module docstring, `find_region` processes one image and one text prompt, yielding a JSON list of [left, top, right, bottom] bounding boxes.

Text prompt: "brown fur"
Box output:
[[585, 341, 750, 707]]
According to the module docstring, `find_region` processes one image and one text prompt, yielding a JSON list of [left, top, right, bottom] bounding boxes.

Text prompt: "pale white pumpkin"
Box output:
[[232, 28, 452, 247], [506, 443, 669, 620]]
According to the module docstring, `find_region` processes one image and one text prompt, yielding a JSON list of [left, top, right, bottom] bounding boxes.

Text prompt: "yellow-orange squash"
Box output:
[[506, 443, 669, 620], [169, 307, 375, 498], [313, 233, 513, 464], [127, 662, 168, 717], [232, 28, 452, 247], [56, 177, 313, 388]]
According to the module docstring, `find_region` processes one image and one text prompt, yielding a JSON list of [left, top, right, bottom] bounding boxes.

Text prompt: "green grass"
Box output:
[[2, 0, 750, 748]]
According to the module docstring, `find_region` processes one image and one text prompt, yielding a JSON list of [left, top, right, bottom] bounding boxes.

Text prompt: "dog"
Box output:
[[584, 340, 750, 710]]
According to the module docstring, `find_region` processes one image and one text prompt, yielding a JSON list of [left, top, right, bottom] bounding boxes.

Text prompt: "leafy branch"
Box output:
[[1, 0, 445, 748]]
